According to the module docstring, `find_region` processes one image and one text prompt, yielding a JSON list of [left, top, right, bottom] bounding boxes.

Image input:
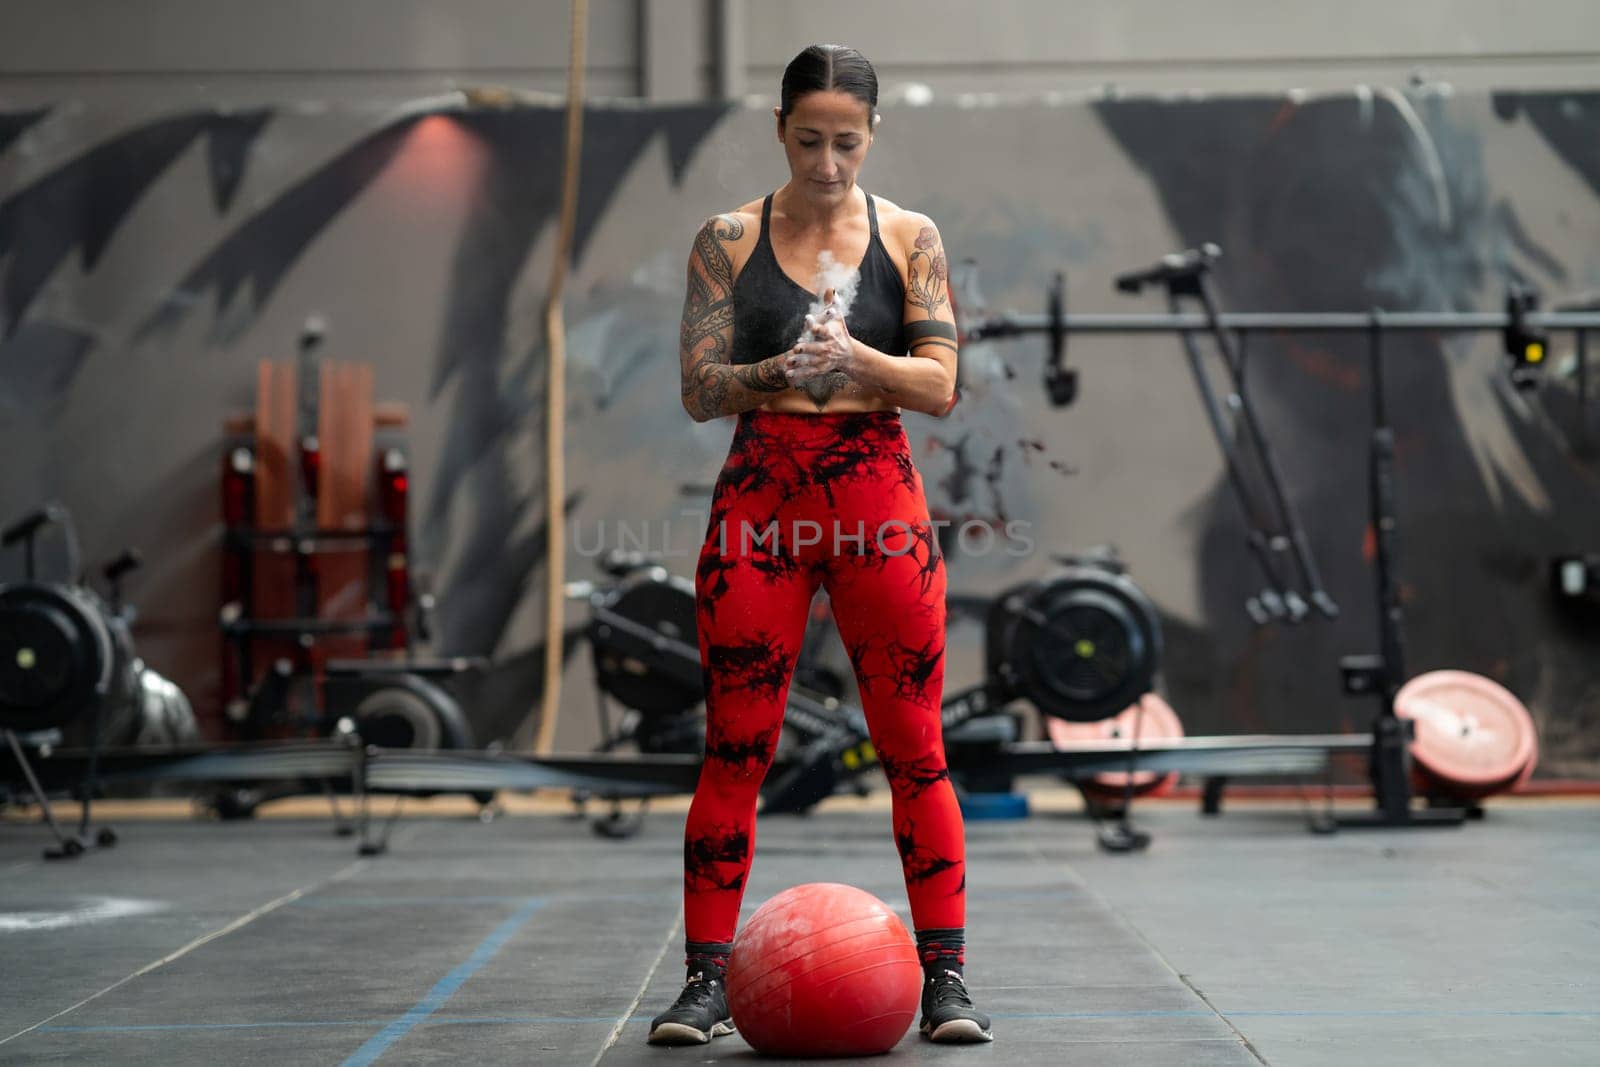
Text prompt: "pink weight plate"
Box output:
[[1046, 693, 1184, 798], [1396, 670, 1537, 792], [1512, 727, 1539, 791]]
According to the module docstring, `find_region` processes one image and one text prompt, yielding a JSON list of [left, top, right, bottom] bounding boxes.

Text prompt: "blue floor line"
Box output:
[[338, 897, 549, 1066], [46, 1021, 405, 1034], [42, 1016, 619, 1034], [291, 896, 539, 907]]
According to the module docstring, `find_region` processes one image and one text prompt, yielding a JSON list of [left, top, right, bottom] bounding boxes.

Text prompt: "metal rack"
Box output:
[[957, 246, 1599, 831]]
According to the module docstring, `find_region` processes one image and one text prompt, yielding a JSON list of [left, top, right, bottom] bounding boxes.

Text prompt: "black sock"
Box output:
[[915, 927, 966, 977], [685, 939, 733, 981]]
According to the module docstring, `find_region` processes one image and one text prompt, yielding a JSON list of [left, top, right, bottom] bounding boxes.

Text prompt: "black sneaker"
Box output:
[[920, 968, 994, 1043], [646, 969, 735, 1046]]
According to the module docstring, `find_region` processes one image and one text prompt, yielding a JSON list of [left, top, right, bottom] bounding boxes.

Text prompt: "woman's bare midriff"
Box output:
[[756, 392, 899, 415]]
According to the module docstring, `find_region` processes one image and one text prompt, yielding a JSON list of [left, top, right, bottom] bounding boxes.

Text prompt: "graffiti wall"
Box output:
[[2, 88, 1596, 771]]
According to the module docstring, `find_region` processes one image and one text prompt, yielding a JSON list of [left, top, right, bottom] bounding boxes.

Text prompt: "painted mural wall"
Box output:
[[1, 88, 1596, 771]]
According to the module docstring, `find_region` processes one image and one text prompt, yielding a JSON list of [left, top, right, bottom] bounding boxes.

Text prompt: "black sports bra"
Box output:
[[729, 190, 908, 365]]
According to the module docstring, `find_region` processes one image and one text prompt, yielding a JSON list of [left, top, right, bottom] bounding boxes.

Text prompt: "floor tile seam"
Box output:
[[0, 827, 413, 1050], [1008, 824, 1272, 1066], [589, 907, 682, 1067]]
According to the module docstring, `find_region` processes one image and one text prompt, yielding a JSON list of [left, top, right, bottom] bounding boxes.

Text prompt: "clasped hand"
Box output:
[[784, 288, 855, 386]]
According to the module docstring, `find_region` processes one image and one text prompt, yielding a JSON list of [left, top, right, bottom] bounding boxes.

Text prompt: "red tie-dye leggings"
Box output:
[[685, 409, 966, 943]]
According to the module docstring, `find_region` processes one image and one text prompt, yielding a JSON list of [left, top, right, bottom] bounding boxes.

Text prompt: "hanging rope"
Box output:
[[531, 0, 589, 755]]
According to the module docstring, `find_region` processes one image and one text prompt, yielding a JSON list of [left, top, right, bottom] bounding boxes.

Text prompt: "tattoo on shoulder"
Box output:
[[907, 224, 949, 321], [692, 214, 743, 290], [682, 215, 744, 356]]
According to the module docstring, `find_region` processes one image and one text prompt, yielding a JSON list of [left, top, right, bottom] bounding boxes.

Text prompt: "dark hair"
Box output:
[[779, 44, 879, 124]]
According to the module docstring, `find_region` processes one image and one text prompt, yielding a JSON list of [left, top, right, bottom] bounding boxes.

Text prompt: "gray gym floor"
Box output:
[[2, 794, 1597, 1066]]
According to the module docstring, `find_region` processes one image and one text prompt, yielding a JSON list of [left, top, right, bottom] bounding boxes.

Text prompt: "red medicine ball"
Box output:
[[726, 883, 922, 1056]]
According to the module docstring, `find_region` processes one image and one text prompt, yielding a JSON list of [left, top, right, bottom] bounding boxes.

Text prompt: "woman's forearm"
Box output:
[[681, 352, 791, 422], [846, 339, 955, 416]]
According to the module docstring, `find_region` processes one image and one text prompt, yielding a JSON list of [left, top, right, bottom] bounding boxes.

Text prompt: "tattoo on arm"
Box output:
[[680, 214, 788, 421], [907, 225, 950, 321], [899, 223, 958, 412], [905, 320, 957, 343]]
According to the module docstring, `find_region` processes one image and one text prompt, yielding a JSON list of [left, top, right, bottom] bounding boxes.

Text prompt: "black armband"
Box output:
[[904, 320, 958, 343]]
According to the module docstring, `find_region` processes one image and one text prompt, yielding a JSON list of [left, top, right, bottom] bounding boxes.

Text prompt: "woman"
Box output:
[[648, 44, 991, 1047]]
